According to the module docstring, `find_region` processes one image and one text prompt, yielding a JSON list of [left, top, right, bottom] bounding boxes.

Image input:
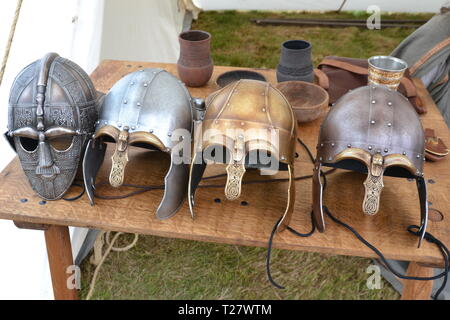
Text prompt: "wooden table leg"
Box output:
[[44, 225, 79, 300], [401, 262, 433, 300]]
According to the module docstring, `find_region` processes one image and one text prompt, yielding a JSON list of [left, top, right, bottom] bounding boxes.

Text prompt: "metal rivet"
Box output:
[[384, 148, 388, 152], [371, 100, 376, 104], [131, 126, 136, 130], [262, 108, 266, 112], [118, 123, 122, 127], [416, 154, 421, 159], [130, 82, 135, 85], [167, 132, 172, 137], [347, 144, 352, 148], [387, 102, 393, 106], [423, 157, 426, 161], [149, 129, 153, 133], [137, 102, 141, 106], [368, 146, 373, 150], [370, 120, 375, 125], [20, 198, 28, 203], [144, 83, 148, 87], [39, 200, 46, 205], [402, 151, 406, 155], [238, 134, 244, 139], [387, 123, 392, 127], [123, 100, 128, 104], [280, 156, 286, 161], [320, 143, 324, 147], [331, 143, 335, 147]]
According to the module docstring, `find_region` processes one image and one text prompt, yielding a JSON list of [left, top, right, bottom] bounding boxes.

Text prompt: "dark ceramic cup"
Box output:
[[177, 30, 213, 87], [276, 40, 314, 83]]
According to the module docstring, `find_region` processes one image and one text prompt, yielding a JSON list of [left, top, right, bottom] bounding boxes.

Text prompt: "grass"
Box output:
[[80, 10, 434, 300]]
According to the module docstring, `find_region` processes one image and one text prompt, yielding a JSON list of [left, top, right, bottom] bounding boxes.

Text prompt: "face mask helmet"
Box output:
[[83, 68, 193, 219], [6, 53, 98, 200], [312, 84, 428, 246], [188, 79, 297, 231]]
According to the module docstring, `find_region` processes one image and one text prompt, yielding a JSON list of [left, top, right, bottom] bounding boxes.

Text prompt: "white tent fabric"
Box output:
[[0, 0, 195, 299], [195, 0, 444, 13]]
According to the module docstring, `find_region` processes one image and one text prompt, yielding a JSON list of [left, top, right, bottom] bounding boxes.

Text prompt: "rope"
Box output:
[[86, 231, 139, 300], [0, 0, 23, 87]]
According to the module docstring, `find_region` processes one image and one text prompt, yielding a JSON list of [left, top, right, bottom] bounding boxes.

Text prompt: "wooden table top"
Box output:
[[1, 60, 449, 265]]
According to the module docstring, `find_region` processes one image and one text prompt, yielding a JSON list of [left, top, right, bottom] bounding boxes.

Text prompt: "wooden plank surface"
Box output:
[[0, 60, 448, 265]]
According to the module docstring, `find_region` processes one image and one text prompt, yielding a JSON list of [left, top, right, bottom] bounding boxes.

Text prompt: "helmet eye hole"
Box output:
[[19, 137, 38, 152], [49, 136, 73, 151]]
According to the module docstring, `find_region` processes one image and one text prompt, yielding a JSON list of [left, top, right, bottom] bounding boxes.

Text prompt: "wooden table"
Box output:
[[1, 60, 449, 300]]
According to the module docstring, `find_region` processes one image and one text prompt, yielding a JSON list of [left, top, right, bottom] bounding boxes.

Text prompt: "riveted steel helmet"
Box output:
[[188, 79, 297, 231], [83, 68, 193, 219], [312, 85, 428, 246], [6, 53, 98, 200]]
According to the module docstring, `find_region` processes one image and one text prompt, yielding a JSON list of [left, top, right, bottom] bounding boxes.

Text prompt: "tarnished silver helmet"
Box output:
[[6, 53, 98, 200], [83, 68, 194, 219]]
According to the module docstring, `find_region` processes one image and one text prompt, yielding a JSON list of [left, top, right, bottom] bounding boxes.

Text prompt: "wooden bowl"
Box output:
[[276, 81, 329, 123], [216, 70, 267, 88]]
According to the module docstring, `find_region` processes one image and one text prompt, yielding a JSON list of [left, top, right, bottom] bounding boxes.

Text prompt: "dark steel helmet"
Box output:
[[312, 85, 428, 246], [83, 68, 193, 219], [6, 53, 98, 200]]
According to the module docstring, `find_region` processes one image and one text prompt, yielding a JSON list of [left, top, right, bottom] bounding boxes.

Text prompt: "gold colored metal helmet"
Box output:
[[188, 79, 297, 231]]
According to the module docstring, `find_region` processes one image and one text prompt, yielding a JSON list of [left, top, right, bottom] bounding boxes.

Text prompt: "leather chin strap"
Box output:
[[312, 161, 428, 248], [312, 161, 325, 232], [84, 136, 188, 220], [83, 138, 107, 205], [416, 176, 428, 247], [188, 150, 295, 233], [275, 164, 295, 232]]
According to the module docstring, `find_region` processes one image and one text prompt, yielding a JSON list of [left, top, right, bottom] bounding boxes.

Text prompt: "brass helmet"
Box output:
[[188, 79, 297, 231], [312, 85, 428, 245]]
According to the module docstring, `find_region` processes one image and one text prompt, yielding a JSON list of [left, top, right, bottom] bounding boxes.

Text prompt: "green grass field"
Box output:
[[80, 10, 433, 300]]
